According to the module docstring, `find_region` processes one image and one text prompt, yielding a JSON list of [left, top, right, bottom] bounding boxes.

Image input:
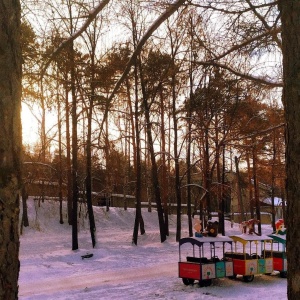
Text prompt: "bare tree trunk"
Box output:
[[86, 79, 96, 247], [70, 39, 79, 250], [160, 90, 169, 236], [127, 4, 147, 244], [0, 0, 22, 297], [143, 102, 166, 243], [187, 24, 194, 237], [132, 103, 143, 244], [277, 3, 300, 298], [21, 185, 29, 228], [123, 106, 129, 211], [271, 130, 276, 232], [252, 140, 261, 235], [235, 156, 245, 223], [57, 77, 64, 225], [132, 63, 145, 245], [40, 78, 46, 165], [172, 74, 181, 242], [186, 110, 193, 237], [137, 56, 166, 242], [125, 76, 136, 213], [85, 32, 97, 248], [65, 82, 73, 225], [216, 129, 225, 235], [246, 149, 254, 218], [203, 127, 211, 226]]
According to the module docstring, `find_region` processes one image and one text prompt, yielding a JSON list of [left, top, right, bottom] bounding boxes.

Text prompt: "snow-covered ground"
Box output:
[[19, 198, 287, 299]]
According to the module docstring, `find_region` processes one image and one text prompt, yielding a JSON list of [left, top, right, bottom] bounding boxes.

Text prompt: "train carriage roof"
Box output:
[[268, 234, 286, 245], [179, 236, 233, 247], [229, 234, 273, 245]]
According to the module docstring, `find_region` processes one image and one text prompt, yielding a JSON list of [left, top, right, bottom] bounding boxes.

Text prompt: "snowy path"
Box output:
[[19, 262, 177, 297]]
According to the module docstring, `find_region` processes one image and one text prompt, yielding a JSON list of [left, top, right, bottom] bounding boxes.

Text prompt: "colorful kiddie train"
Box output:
[[178, 218, 287, 286]]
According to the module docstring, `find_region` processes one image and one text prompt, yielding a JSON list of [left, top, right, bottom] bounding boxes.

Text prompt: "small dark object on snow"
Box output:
[[81, 253, 93, 259]]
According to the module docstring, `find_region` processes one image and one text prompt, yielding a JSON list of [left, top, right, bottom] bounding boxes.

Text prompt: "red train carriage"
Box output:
[[178, 236, 234, 287], [267, 233, 287, 278]]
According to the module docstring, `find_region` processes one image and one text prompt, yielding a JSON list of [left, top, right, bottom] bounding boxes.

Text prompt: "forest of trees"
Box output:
[[2, 0, 300, 299], [20, 0, 285, 243]]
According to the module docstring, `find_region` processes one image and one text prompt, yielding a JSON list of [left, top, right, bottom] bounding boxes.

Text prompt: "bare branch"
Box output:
[[190, 1, 279, 15], [210, 27, 281, 62], [108, 0, 188, 102], [228, 123, 285, 144], [245, 0, 281, 48], [196, 60, 283, 88], [41, 0, 110, 76]]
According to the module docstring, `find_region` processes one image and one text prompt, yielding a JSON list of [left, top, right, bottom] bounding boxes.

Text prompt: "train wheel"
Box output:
[[280, 271, 287, 278], [243, 275, 254, 282], [198, 280, 205, 287], [182, 278, 194, 285], [228, 274, 237, 280], [198, 279, 212, 287], [204, 279, 212, 286]]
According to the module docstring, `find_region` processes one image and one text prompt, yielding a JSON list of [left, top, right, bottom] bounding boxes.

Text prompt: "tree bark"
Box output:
[[278, 1, 300, 298], [0, 0, 22, 298], [65, 81, 73, 225], [57, 68, 64, 225], [187, 27, 194, 237], [21, 185, 29, 227], [172, 73, 181, 242], [160, 89, 169, 236], [132, 63, 145, 245], [85, 32, 97, 248], [252, 141, 261, 235], [70, 39, 78, 251]]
